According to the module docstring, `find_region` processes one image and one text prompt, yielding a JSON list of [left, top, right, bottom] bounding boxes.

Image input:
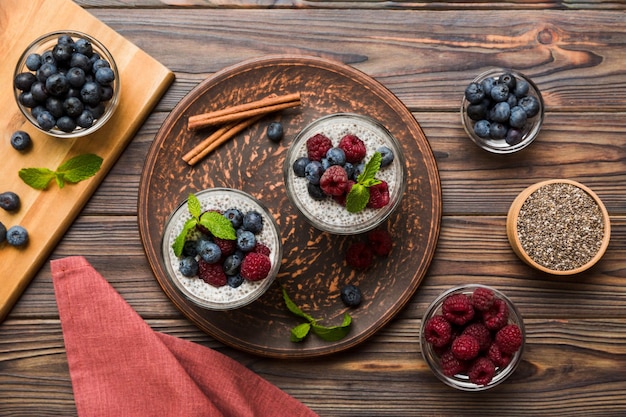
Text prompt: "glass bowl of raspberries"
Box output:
[[13, 31, 120, 138], [161, 188, 283, 310], [420, 284, 525, 391], [461, 68, 544, 154], [283, 113, 406, 235]]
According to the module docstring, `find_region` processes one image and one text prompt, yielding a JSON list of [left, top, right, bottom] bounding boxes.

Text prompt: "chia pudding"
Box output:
[[161, 188, 282, 310], [284, 113, 406, 234]]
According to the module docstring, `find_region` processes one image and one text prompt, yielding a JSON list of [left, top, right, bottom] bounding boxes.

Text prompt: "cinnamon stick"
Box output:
[[187, 92, 301, 131]]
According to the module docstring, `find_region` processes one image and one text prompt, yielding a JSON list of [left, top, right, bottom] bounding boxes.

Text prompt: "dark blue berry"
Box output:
[[473, 120, 491, 138], [67, 67, 86, 88], [80, 81, 101, 105], [64, 96, 84, 118], [36, 111, 56, 131], [353, 162, 365, 180], [343, 162, 355, 179], [466, 101, 489, 121], [57, 116, 77, 133], [25, 53, 42, 71], [178, 257, 199, 277], [518, 95, 540, 118], [307, 182, 326, 200], [18, 92, 37, 108], [340, 284, 362, 307], [52, 43, 74, 63], [223, 208, 243, 228], [464, 82, 485, 104], [14, 72, 37, 91], [45, 73, 70, 97], [70, 53, 91, 72], [489, 122, 508, 139], [10, 131, 32, 151], [498, 72, 517, 90], [6, 225, 28, 247], [509, 106, 528, 129], [100, 85, 114, 102], [243, 211, 263, 233], [74, 38, 93, 56], [481, 77, 496, 97], [46, 97, 65, 118], [227, 274, 245, 288], [36, 62, 57, 82], [223, 251, 244, 275], [490, 83, 509, 102], [513, 78, 530, 97], [305, 161, 324, 185], [377, 146, 394, 167], [236, 230, 256, 252], [266, 122, 284, 142], [198, 240, 222, 263], [95, 67, 115, 85], [92, 58, 110, 73], [292, 157, 309, 177], [76, 110, 94, 128], [0, 192, 20, 211], [182, 239, 198, 257], [0, 222, 6, 243], [87, 103, 105, 119], [490, 102, 510, 123], [30, 82, 48, 102], [506, 128, 524, 145]]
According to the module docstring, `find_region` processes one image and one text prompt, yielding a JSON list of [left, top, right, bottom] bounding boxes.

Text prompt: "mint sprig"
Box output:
[[281, 286, 352, 342], [19, 153, 103, 190], [171, 193, 236, 257], [345, 152, 383, 213]]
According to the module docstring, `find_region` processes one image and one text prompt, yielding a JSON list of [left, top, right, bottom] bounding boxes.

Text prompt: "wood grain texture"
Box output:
[[2, 3, 626, 416]]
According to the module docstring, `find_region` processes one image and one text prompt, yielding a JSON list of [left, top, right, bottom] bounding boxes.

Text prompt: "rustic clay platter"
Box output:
[[138, 55, 441, 358]]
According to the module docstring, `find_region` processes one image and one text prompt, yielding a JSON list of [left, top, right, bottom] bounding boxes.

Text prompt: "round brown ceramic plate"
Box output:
[[138, 55, 441, 358]]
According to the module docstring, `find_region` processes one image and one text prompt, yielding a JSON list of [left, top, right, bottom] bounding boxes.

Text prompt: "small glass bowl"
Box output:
[[13, 31, 120, 138], [461, 68, 544, 154], [283, 113, 407, 235], [420, 284, 525, 391], [161, 188, 283, 310]]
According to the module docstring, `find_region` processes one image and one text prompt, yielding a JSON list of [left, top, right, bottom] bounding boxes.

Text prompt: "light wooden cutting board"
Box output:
[[0, 0, 175, 321]]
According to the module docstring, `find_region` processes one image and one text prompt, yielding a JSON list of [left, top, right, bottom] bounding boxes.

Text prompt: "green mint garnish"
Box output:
[[19, 153, 103, 190], [345, 152, 383, 213], [281, 286, 352, 342], [171, 193, 236, 257]]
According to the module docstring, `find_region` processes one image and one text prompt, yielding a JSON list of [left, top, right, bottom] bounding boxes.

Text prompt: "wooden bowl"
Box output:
[[506, 179, 610, 275]]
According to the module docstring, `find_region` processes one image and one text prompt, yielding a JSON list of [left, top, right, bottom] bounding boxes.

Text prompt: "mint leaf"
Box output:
[[18, 167, 56, 190], [346, 183, 370, 213], [172, 218, 198, 257], [187, 193, 202, 219], [199, 211, 236, 240], [357, 152, 382, 184], [290, 323, 311, 342], [345, 152, 383, 213], [311, 314, 352, 341], [282, 287, 316, 322]]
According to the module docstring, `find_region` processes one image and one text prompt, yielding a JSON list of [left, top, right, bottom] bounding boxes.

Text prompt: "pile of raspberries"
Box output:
[[422, 286, 523, 386], [294, 132, 391, 208]]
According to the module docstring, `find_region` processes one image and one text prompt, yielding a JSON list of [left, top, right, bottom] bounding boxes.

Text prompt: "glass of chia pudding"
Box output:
[[161, 188, 283, 310], [283, 113, 406, 235]]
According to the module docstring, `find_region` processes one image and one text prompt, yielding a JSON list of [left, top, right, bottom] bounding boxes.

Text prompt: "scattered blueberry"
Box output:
[[498, 72, 517, 90], [236, 230, 256, 252], [506, 128, 524, 145], [223, 208, 243, 228], [243, 210, 263, 233], [509, 106, 528, 129], [182, 239, 199, 257], [473, 120, 491, 138], [490, 101, 511, 123], [6, 225, 28, 247], [489, 122, 508, 139], [198, 240, 222, 264], [490, 83, 509, 102], [10, 131, 32, 151], [464, 82, 485, 104], [25, 53, 42, 71], [179, 257, 199, 277], [513, 78, 530, 97], [0, 192, 20, 212], [266, 121, 284, 142], [326, 147, 346, 166], [227, 274, 245, 288], [377, 146, 394, 167], [0, 222, 6, 243], [304, 161, 324, 185], [223, 252, 244, 275], [518, 95, 540, 118], [307, 182, 326, 200], [466, 101, 488, 121], [292, 157, 310, 177], [340, 284, 362, 307]]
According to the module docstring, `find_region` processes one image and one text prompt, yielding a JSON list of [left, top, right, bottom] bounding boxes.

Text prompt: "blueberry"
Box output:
[[45, 73, 69, 96], [223, 208, 243, 228], [506, 94, 518, 108], [518, 95, 540, 118], [498, 72, 517, 90], [14, 72, 37, 91], [36, 62, 57, 82], [1, 192, 21, 212], [57, 116, 77, 133], [326, 147, 346, 166], [30, 82, 48, 102], [506, 128, 524, 145], [18, 92, 37, 108], [377, 146, 394, 167], [343, 162, 355, 180], [74, 38, 93, 56], [223, 251, 244, 275], [86, 103, 105, 119], [36, 111, 56, 131], [0, 222, 6, 244], [466, 101, 488, 121], [70, 53, 91, 72], [6, 225, 28, 247], [490, 101, 510, 123], [464, 82, 485, 104], [292, 157, 310, 177], [243, 211, 263, 233], [481, 77, 496, 97], [92, 58, 110, 73], [182, 239, 199, 257], [46, 97, 65, 118], [307, 182, 326, 200], [64, 96, 84, 118], [52, 43, 74, 63], [100, 85, 114, 102], [227, 274, 245, 288], [509, 106, 528, 129], [80, 81, 101, 105], [236, 230, 256, 252], [321, 158, 331, 171], [76, 110, 94, 128], [178, 257, 199, 277], [198, 240, 222, 264], [266, 121, 284, 142], [10, 131, 32, 151], [25, 53, 42, 71], [41, 50, 55, 65], [473, 119, 491, 138], [513, 78, 530, 97], [304, 161, 324, 185], [57, 34, 74, 45], [95, 67, 115, 85], [490, 83, 509, 102], [31, 106, 46, 119], [340, 284, 362, 307], [353, 162, 365, 180], [66, 67, 86, 88], [489, 122, 508, 139]]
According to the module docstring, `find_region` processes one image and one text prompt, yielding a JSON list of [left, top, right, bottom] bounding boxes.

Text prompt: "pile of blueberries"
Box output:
[[464, 72, 541, 145], [14, 34, 116, 133]]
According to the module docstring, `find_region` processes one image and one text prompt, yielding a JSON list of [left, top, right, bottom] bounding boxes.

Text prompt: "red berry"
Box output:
[[462, 322, 491, 351], [240, 252, 272, 281], [472, 287, 495, 311], [213, 237, 236, 257], [483, 298, 509, 331], [451, 334, 480, 361], [345, 241, 374, 270], [338, 134, 367, 163], [487, 342, 513, 368], [495, 324, 523, 354], [320, 165, 349, 196], [468, 357, 496, 385], [306, 133, 333, 161], [198, 259, 227, 287], [440, 350, 469, 377], [424, 315, 452, 348], [367, 181, 390, 209], [442, 293, 475, 326], [367, 229, 393, 257], [253, 242, 271, 256]]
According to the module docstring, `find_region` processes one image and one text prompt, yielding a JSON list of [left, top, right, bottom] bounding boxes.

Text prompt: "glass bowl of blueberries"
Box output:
[[461, 68, 544, 154], [420, 284, 525, 391], [13, 31, 120, 138]]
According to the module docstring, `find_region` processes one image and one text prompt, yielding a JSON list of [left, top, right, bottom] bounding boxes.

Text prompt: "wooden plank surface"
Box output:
[[1, 4, 626, 416], [0, 0, 174, 321]]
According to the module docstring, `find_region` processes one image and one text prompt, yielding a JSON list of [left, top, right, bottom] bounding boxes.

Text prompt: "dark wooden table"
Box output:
[[2, 1, 626, 415]]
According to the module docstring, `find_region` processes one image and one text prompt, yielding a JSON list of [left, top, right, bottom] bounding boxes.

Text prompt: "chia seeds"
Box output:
[[516, 182, 605, 271]]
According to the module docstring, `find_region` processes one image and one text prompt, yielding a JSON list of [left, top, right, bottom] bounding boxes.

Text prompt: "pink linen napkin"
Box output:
[[51, 256, 319, 417]]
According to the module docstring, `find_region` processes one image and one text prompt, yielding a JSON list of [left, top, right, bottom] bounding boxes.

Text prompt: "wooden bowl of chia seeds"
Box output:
[[506, 179, 611, 275]]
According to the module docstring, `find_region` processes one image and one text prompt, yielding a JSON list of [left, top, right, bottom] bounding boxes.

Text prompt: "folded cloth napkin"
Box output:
[[51, 256, 319, 417]]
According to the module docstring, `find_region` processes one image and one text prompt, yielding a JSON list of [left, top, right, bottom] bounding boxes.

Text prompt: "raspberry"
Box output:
[[338, 134, 367, 163], [240, 252, 272, 281], [367, 229, 393, 257], [482, 298, 509, 331], [253, 242, 271, 256], [472, 287, 495, 311], [468, 357, 496, 385], [451, 334, 480, 361], [213, 237, 236, 257], [442, 293, 475, 326], [462, 322, 491, 351], [487, 342, 513, 368], [423, 315, 452, 348], [439, 350, 469, 377], [306, 133, 333, 161], [366, 181, 390, 209], [198, 260, 227, 287], [345, 241, 374, 270], [319, 165, 349, 196], [495, 324, 523, 354]]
